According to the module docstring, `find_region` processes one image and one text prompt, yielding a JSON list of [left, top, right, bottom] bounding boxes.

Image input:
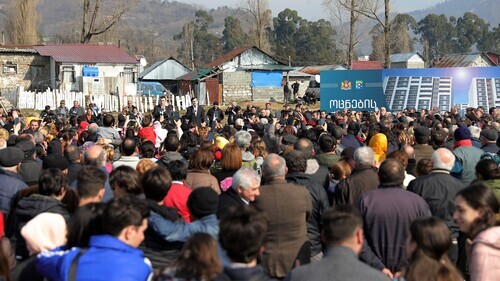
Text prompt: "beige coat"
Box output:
[[185, 169, 221, 195]]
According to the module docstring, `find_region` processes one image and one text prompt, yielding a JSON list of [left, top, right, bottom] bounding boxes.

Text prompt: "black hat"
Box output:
[[43, 154, 69, 170], [0, 147, 24, 167], [187, 187, 219, 219], [413, 126, 431, 137], [480, 129, 499, 142], [15, 140, 36, 159]]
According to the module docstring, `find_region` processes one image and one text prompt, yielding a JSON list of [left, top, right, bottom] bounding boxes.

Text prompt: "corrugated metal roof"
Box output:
[[139, 57, 191, 79], [485, 52, 500, 66], [433, 53, 495, 68], [390, 52, 424, 63], [300, 65, 346, 75], [351, 61, 383, 70], [204, 45, 285, 68], [205, 46, 254, 68], [177, 68, 214, 81], [0, 45, 37, 53], [33, 44, 138, 64], [238, 65, 295, 71]]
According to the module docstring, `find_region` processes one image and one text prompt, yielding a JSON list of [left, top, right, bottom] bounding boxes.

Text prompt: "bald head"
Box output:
[[84, 145, 106, 167], [401, 145, 415, 159], [432, 148, 455, 171], [262, 153, 286, 180], [294, 138, 314, 159]]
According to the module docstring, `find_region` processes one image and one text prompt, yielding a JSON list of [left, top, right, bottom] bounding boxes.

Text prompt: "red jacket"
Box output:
[[163, 181, 192, 222], [138, 127, 156, 144]]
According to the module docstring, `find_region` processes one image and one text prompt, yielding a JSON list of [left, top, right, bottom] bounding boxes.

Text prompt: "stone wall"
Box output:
[[253, 87, 283, 102], [0, 53, 50, 90], [222, 71, 252, 103], [222, 71, 283, 103]]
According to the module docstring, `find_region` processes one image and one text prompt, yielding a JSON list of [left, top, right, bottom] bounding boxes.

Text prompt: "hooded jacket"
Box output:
[[469, 226, 500, 281], [369, 133, 387, 165]]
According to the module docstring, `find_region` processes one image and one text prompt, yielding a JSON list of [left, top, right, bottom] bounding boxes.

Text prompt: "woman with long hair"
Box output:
[[453, 183, 500, 281], [403, 217, 462, 281], [157, 233, 222, 281]]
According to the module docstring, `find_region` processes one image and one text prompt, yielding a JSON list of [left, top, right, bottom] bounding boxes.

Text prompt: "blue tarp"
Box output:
[[251, 71, 283, 87]]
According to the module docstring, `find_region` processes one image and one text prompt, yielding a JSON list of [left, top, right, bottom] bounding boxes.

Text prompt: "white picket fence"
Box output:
[[13, 87, 192, 112]]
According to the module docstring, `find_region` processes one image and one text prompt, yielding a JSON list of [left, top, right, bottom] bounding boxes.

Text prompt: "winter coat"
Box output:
[[333, 163, 379, 207], [0, 170, 28, 219], [453, 144, 484, 185], [286, 173, 329, 256], [469, 226, 500, 281], [36, 235, 152, 281], [185, 169, 221, 195], [140, 200, 183, 270]]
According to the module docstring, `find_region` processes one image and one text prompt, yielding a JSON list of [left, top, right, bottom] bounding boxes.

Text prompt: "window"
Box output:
[[62, 66, 75, 82], [122, 67, 136, 83], [3, 62, 17, 74]]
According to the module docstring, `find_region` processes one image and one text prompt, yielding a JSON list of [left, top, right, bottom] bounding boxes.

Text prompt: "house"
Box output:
[[351, 60, 383, 70], [290, 65, 346, 97], [138, 57, 191, 93], [390, 52, 426, 68], [485, 52, 500, 66], [0, 45, 50, 91], [433, 53, 497, 68], [33, 44, 140, 98], [178, 46, 293, 105]]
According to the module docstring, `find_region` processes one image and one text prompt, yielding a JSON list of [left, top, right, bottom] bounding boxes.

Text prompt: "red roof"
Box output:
[[351, 61, 383, 70], [33, 44, 138, 64], [204, 46, 254, 68], [485, 52, 500, 66]]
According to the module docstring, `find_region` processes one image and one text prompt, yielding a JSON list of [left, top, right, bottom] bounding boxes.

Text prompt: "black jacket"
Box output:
[[407, 170, 465, 238], [217, 187, 245, 219], [7, 194, 70, 262], [19, 159, 42, 186], [140, 200, 183, 270], [207, 107, 224, 122], [185, 105, 206, 126], [333, 163, 379, 207], [286, 173, 329, 256]]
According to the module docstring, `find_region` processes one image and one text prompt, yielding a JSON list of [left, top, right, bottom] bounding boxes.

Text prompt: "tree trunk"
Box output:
[[348, 0, 355, 68], [383, 0, 391, 68]]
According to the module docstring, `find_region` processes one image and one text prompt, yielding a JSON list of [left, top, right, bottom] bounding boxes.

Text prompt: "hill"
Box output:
[[410, 0, 498, 25]]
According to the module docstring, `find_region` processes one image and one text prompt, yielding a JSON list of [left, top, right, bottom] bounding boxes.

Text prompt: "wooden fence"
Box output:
[[10, 87, 191, 112]]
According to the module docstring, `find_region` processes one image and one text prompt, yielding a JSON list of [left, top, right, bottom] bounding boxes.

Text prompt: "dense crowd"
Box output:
[[0, 96, 499, 281]]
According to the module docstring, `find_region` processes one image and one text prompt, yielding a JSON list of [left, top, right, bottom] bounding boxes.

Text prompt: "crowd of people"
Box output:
[[0, 96, 499, 281]]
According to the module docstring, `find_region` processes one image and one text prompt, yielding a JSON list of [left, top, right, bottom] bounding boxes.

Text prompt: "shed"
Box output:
[[433, 53, 496, 68], [139, 57, 191, 93], [390, 52, 426, 68]]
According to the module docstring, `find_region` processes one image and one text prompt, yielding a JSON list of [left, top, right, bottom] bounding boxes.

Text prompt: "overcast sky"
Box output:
[[178, 0, 444, 20]]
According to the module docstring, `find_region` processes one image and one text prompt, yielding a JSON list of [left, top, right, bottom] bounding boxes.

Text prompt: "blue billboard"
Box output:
[[320, 70, 388, 112], [320, 67, 500, 113]]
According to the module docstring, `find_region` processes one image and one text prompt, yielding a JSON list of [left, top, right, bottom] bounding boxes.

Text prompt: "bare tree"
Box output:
[[323, 0, 370, 68], [3, 0, 39, 45], [80, 0, 138, 43], [240, 0, 272, 52]]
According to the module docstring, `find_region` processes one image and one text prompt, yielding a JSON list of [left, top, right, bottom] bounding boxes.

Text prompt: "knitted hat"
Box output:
[[187, 187, 219, 219], [454, 127, 472, 141]]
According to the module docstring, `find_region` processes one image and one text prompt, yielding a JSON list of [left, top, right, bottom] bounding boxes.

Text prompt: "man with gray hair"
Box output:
[[407, 148, 465, 264], [235, 130, 259, 172], [254, 154, 312, 278], [468, 125, 482, 148], [333, 147, 379, 207], [216, 167, 260, 218], [76, 145, 113, 202]]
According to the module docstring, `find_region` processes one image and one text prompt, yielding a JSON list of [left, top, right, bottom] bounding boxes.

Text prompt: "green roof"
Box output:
[[176, 68, 213, 81]]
